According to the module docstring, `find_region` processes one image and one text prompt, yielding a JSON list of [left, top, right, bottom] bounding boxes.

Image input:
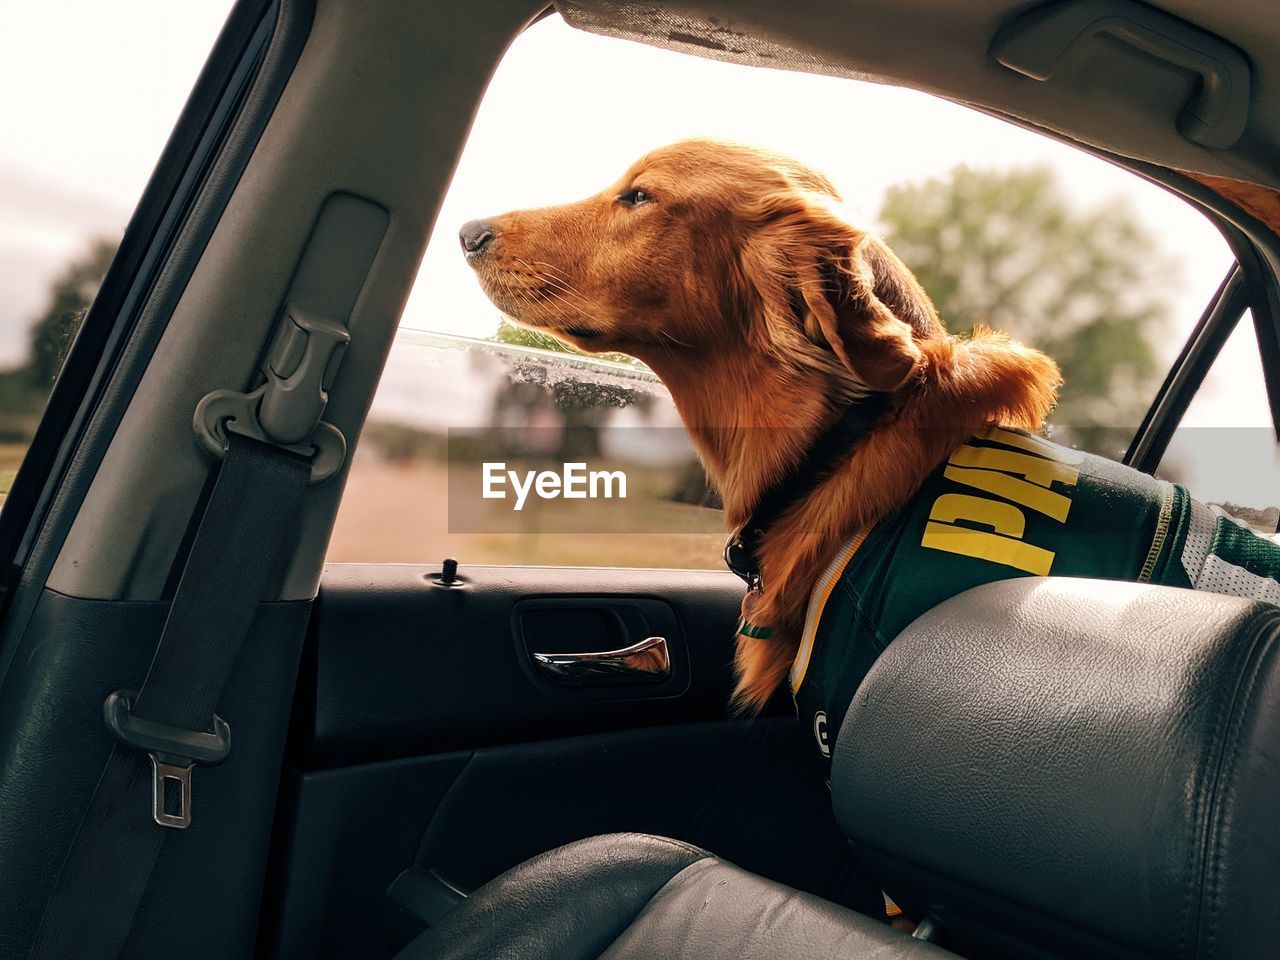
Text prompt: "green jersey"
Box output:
[[792, 426, 1280, 771]]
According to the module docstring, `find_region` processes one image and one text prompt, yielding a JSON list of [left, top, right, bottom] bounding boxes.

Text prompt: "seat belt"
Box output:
[[28, 305, 350, 960]]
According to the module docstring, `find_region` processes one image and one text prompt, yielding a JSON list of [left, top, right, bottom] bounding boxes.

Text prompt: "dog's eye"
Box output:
[[618, 187, 653, 207]]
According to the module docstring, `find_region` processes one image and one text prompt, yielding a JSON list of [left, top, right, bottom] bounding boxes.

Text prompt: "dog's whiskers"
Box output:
[[526, 259, 586, 293], [513, 260, 593, 320], [514, 258, 585, 298]]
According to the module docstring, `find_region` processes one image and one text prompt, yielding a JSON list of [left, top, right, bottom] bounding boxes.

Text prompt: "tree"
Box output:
[[878, 165, 1173, 451], [492, 318, 642, 368], [0, 238, 116, 443], [26, 237, 118, 388]]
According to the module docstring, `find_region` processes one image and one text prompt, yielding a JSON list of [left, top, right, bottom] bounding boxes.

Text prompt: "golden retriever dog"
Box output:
[[460, 139, 1280, 757], [462, 139, 1057, 701]]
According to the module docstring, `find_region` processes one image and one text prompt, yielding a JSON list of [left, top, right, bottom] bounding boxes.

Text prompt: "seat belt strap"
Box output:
[[28, 434, 310, 960], [28, 303, 350, 960]]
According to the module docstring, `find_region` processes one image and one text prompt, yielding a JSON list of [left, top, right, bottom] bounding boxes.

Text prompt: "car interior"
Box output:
[[0, 0, 1278, 958]]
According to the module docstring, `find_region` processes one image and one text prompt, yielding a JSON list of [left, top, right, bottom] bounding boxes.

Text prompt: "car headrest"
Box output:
[[832, 577, 1280, 960]]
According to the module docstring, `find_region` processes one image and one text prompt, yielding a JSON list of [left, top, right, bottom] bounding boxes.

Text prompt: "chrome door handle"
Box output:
[[531, 636, 670, 686]]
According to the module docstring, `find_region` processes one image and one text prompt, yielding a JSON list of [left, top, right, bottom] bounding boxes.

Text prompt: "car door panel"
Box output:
[[295, 565, 748, 767], [262, 564, 859, 958]]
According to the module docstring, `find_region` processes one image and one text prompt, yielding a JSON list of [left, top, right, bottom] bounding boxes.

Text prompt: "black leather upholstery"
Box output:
[[833, 578, 1280, 960], [397, 833, 956, 960]]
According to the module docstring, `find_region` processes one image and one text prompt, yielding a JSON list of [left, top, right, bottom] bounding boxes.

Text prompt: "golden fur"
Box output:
[[464, 139, 1061, 710]]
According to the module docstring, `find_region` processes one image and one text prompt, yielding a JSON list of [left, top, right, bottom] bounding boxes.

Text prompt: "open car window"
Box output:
[[328, 12, 1240, 568]]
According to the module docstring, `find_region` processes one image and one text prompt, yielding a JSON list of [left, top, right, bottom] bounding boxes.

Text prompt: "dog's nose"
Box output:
[[459, 219, 496, 255]]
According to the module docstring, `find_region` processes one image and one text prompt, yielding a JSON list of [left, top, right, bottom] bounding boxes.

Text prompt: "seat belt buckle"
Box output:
[[103, 690, 231, 829], [193, 304, 351, 484]]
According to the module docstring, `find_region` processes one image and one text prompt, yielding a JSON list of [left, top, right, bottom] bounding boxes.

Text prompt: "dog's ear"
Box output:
[[795, 234, 940, 392]]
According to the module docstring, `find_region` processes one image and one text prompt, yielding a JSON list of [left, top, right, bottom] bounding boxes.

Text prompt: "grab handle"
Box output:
[[992, 0, 1251, 148]]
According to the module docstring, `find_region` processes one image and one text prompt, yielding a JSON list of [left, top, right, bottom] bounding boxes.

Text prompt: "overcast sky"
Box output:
[[0, 1, 233, 363], [1, 6, 1260, 434]]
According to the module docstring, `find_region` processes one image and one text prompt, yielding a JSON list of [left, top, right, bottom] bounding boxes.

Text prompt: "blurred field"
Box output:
[[329, 453, 726, 568], [0, 443, 28, 508], [0, 431, 727, 568]]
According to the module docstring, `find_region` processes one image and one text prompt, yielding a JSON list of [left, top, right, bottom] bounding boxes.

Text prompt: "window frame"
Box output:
[[1126, 218, 1280, 478], [1125, 264, 1249, 473], [1113, 157, 1280, 473]]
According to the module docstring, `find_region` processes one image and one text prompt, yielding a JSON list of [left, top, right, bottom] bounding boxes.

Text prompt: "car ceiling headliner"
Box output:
[[557, 0, 1280, 191]]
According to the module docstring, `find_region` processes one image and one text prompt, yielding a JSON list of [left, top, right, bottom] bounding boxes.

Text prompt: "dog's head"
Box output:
[[461, 138, 944, 394]]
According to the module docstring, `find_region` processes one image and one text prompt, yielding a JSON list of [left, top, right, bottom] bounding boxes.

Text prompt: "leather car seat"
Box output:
[[838, 578, 1280, 960], [396, 832, 955, 959]]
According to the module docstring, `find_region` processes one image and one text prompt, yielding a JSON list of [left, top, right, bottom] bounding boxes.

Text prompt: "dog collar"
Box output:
[[724, 394, 891, 593]]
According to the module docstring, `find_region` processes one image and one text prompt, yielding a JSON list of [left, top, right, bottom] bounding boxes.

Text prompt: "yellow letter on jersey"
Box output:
[[922, 493, 1055, 575]]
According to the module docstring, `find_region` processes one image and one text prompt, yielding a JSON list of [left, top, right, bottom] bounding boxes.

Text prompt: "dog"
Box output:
[[460, 138, 1280, 771]]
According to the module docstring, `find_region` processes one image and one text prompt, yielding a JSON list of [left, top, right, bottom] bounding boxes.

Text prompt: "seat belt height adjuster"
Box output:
[[193, 303, 351, 484]]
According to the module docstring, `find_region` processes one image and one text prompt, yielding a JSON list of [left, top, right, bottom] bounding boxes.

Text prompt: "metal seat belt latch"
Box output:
[[103, 691, 232, 829]]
